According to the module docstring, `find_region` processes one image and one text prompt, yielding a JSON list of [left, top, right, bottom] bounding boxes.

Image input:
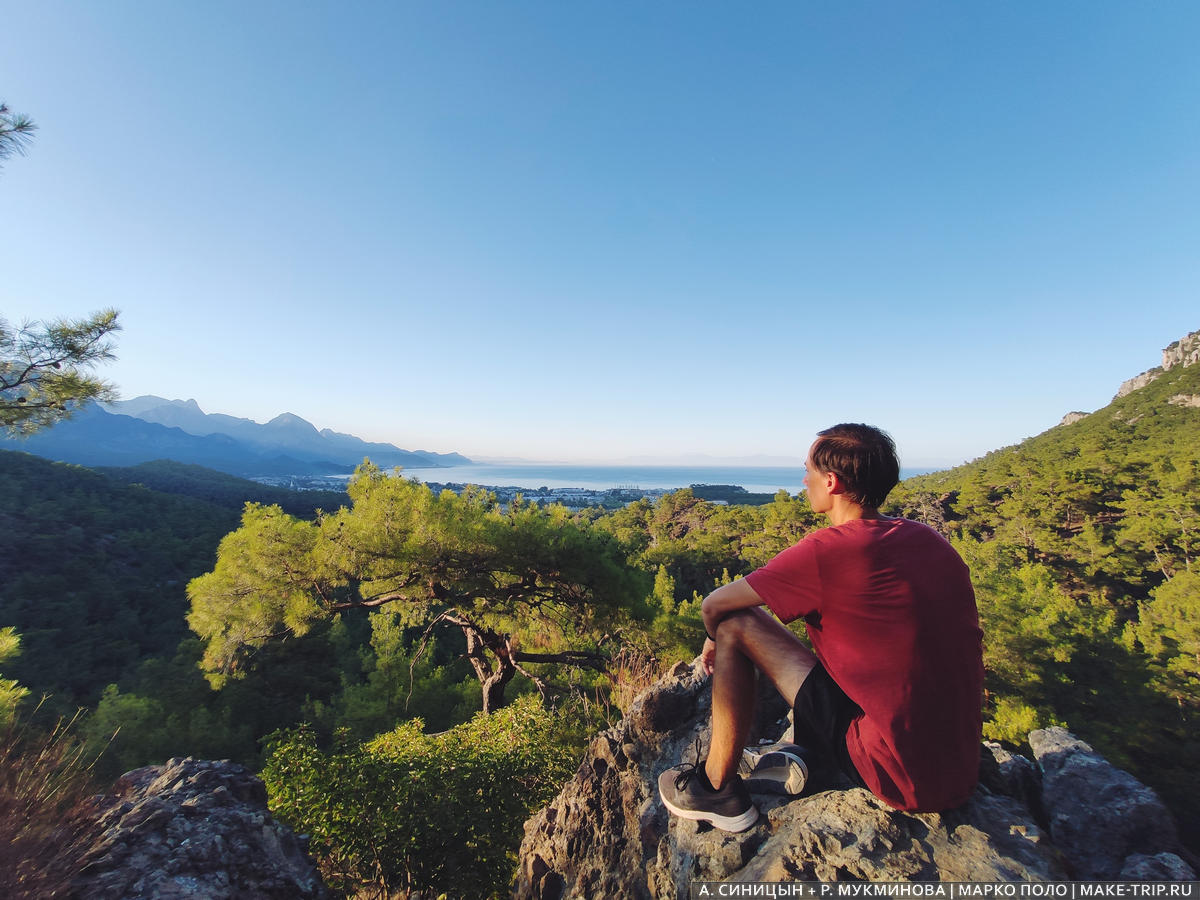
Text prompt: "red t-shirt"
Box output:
[[744, 517, 983, 812]]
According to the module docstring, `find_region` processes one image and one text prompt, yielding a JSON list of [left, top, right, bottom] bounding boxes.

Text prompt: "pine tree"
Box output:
[[0, 310, 122, 434]]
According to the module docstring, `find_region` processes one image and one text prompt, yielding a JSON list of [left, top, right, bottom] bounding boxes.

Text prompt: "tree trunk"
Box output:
[[481, 662, 516, 715], [446, 612, 609, 714], [457, 618, 517, 714]]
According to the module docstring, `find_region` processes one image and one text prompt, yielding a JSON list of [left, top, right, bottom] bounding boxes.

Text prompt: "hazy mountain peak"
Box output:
[[265, 413, 319, 435], [107, 394, 173, 416]]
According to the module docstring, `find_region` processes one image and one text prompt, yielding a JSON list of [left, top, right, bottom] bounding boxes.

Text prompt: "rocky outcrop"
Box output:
[[515, 664, 1195, 898], [1162, 332, 1200, 370], [1115, 329, 1200, 398], [72, 757, 328, 899], [1058, 411, 1089, 426], [1116, 369, 1163, 398], [1029, 728, 1192, 880]]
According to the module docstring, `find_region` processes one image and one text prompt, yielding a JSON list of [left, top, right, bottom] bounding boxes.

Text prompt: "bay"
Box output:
[[385, 464, 934, 494]]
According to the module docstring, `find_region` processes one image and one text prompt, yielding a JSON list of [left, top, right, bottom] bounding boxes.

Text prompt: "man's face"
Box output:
[[803, 442, 834, 514]]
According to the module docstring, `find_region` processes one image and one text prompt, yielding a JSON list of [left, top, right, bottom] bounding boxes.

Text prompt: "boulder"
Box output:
[[72, 757, 328, 899], [1029, 727, 1188, 880]]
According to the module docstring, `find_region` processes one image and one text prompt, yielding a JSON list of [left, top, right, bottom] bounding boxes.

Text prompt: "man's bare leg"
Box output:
[[705, 607, 818, 789]]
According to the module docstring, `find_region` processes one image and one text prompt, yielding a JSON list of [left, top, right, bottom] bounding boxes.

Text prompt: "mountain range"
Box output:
[[0, 396, 471, 477]]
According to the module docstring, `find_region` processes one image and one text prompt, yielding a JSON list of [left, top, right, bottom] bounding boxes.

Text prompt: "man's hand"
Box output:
[[700, 636, 716, 675]]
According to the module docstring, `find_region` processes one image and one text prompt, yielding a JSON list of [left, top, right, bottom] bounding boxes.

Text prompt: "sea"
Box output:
[[377, 464, 934, 494]]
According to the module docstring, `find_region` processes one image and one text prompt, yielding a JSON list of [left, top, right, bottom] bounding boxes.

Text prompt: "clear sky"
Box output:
[[2, 2, 1197, 467]]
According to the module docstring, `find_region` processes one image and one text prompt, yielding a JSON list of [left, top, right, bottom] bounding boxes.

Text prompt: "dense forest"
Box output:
[[1, 350, 1197, 896]]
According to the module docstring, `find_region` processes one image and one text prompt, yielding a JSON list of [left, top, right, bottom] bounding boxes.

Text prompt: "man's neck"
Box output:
[[827, 501, 882, 527]]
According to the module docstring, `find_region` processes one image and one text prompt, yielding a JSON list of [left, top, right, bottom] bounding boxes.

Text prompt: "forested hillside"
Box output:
[[0, 452, 239, 708], [98, 459, 348, 517], [0, 453, 348, 709], [888, 347, 1199, 836], [0, 452, 363, 776]]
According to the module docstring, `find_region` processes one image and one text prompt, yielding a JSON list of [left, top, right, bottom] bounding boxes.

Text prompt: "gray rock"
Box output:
[[1029, 727, 1190, 880], [1167, 394, 1200, 408], [728, 787, 1058, 885], [980, 740, 1043, 821], [72, 757, 328, 899], [1161, 330, 1200, 370], [1116, 368, 1163, 398], [1120, 852, 1196, 881]]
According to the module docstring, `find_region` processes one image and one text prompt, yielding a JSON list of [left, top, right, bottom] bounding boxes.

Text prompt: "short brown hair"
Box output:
[[811, 423, 900, 509]]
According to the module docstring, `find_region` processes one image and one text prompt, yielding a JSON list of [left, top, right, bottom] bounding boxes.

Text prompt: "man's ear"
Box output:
[[826, 470, 845, 495]]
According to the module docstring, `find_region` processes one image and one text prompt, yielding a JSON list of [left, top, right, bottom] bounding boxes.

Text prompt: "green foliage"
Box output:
[[0, 452, 368, 776], [984, 696, 1045, 744], [624, 565, 705, 668], [597, 488, 817, 610], [262, 696, 579, 899], [0, 451, 241, 709], [1132, 570, 1200, 708], [80, 628, 349, 781], [99, 459, 347, 518], [0, 310, 121, 434], [584, 487, 820, 669], [0, 628, 29, 726], [189, 465, 650, 711], [890, 357, 1200, 605], [687, 484, 776, 505], [0, 101, 37, 169], [0, 105, 122, 436], [303, 615, 480, 741], [957, 539, 1104, 741], [187, 503, 326, 686], [1115, 458, 1200, 584], [83, 685, 173, 775]]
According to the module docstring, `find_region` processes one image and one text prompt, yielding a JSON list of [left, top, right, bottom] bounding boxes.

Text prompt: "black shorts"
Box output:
[[792, 663, 867, 788]]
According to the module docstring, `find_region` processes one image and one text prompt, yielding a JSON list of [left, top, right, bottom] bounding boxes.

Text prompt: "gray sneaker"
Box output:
[[658, 759, 759, 832], [738, 743, 809, 795]]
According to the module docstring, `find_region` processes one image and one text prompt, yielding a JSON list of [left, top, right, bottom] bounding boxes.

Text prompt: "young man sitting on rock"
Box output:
[[658, 424, 984, 832]]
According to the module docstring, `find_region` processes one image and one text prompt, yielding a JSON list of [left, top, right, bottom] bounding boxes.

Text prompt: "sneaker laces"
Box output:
[[673, 737, 708, 792]]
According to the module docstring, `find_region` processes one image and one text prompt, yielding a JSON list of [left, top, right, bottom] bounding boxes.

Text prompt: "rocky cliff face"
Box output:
[[1114, 329, 1200, 398], [72, 757, 328, 899], [515, 663, 1195, 898], [1162, 332, 1200, 370]]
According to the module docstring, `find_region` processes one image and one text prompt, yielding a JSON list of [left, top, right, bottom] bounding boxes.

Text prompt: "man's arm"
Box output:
[[698, 578, 768, 674], [702, 578, 768, 636]]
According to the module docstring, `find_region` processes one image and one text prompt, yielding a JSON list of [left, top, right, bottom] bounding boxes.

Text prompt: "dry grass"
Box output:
[[605, 648, 662, 717], [0, 709, 101, 899]]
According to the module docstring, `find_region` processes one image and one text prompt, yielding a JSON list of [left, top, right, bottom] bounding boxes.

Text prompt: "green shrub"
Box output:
[[262, 696, 578, 899]]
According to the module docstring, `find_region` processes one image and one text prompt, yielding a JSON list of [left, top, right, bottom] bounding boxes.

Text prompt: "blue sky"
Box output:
[[2, 2, 1197, 467]]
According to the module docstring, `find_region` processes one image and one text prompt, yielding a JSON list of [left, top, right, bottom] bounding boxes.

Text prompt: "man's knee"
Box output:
[[713, 608, 771, 648], [715, 608, 817, 691]]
